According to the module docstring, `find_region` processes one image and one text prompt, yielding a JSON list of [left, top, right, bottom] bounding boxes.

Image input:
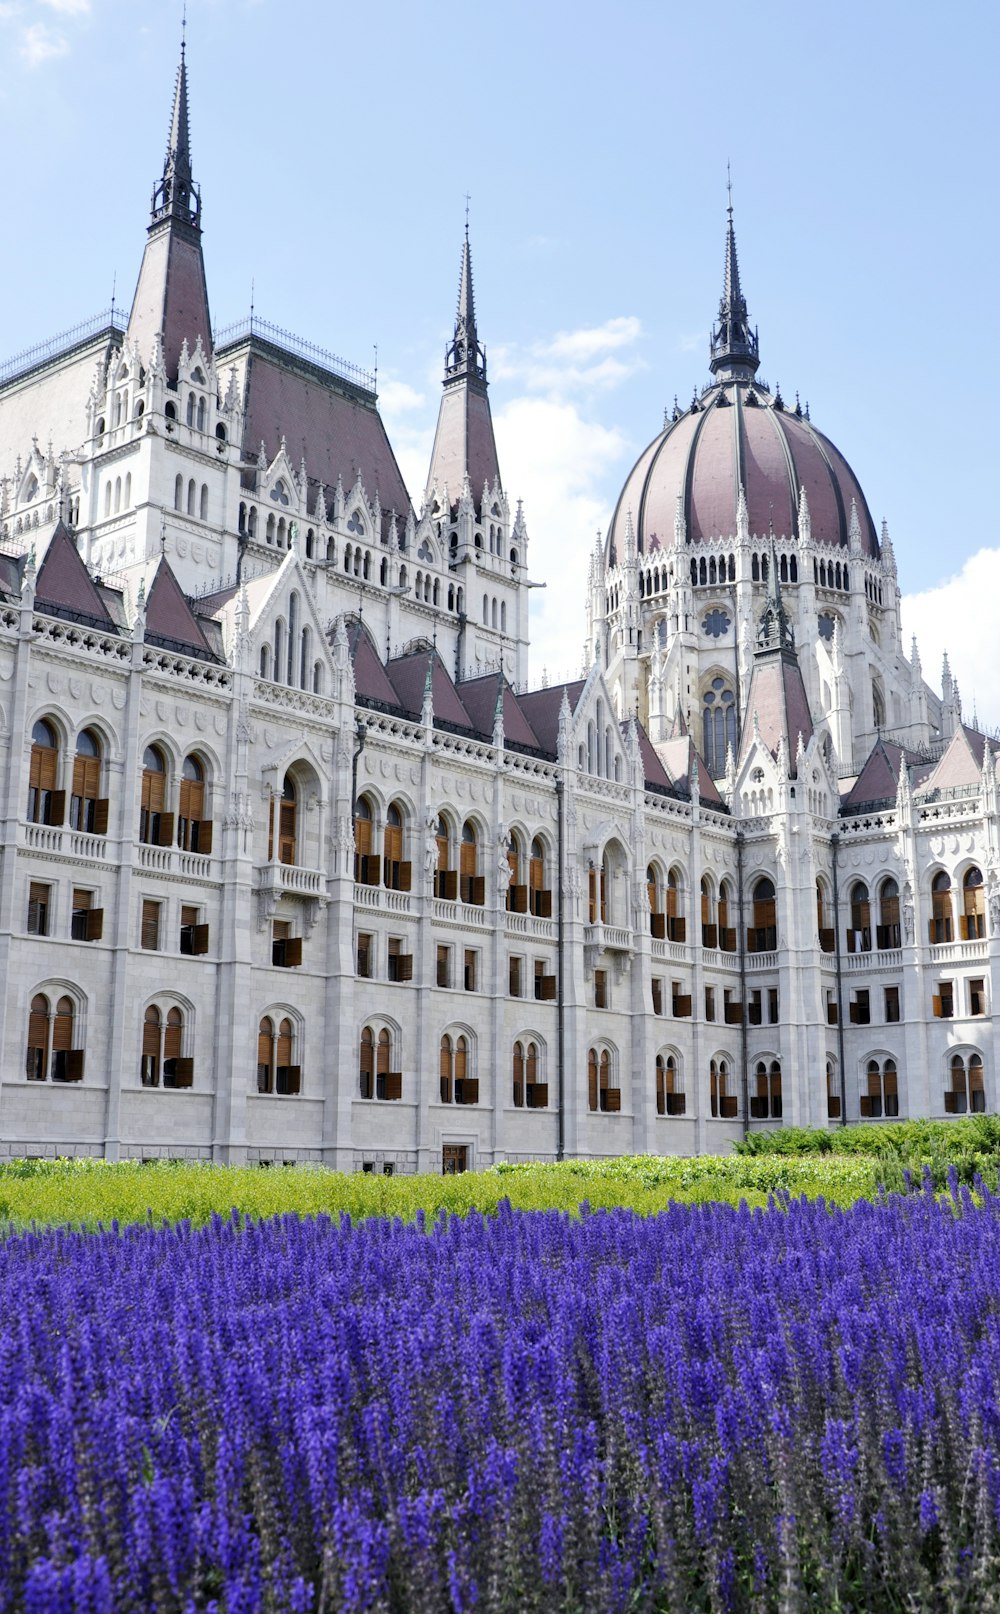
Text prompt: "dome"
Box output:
[[605, 380, 879, 565], [605, 198, 879, 567]]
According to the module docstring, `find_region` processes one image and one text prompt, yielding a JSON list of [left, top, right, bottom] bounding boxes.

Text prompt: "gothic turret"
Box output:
[[738, 547, 813, 770], [425, 226, 501, 517], [126, 38, 212, 380], [709, 183, 760, 382]]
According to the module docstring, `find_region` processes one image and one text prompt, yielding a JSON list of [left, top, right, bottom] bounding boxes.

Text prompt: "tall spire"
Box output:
[[151, 35, 200, 232], [426, 219, 501, 514], [445, 226, 486, 387], [127, 35, 212, 380], [709, 174, 760, 381]]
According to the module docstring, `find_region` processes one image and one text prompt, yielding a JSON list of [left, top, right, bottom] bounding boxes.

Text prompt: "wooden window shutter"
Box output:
[[509, 884, 528, 912], [171, 1058, 194, 1087], [650, 912, 665, 938], [283, 937, 303, 967], [281, 1066, 301, 1095], [258, 1021, 274, 1069], [513, 1043, 524, 1106], [64, 1049, 85, 1081], [93, 798, 110, 835], [469, 876, 485, 906], [383, 1072, 403, 1101], [157, 812, 175, 847], [164, 1015, 183, 1062], [48, 790, 66, 826], [397, 954, 413, 982], [588, 1050, 598, 1111], [540, 974, 557, 1001], [603, 1087, 621, 1112], [397, 861, 411, 891], [529, 1084, 548, 1109], [673, 917, 686, 942], [197, 820, 213, 854], [193, 924, 210, 955], [52, 1000, 74, 1054], [932, 994, 942, 1018], [85, 908, 104, 941]]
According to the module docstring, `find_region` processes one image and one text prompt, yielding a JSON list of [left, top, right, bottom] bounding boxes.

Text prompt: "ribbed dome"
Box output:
[[606, 380, 879, 566]]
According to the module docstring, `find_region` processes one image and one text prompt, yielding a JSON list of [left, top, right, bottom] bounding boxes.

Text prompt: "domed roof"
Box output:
[[605, 199, 879, 567]]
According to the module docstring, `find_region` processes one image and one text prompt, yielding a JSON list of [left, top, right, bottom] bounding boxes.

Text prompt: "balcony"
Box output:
[[255, 862, 324, 899], [584, 923, 633, 955]]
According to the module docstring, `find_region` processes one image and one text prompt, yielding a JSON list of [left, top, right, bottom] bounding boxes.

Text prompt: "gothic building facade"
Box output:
[[0, 51, 992, 1168]]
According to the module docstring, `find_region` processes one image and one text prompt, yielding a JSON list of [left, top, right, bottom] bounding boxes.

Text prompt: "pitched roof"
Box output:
[[457, 672, 544, 750], [738, 646, 814, 769], [841, 737, 909, 809], [386, 648, 474, 730], [348, 619, 403, 709], [34, 522, 122, 631], [654, 734, 725, 807], [516, 680, 586, 756], [144, 557, 221, 661], [917, 725, 998, 794]]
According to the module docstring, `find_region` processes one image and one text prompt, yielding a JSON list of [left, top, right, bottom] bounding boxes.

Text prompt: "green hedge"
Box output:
[[733, 1114, 1000, 1187]]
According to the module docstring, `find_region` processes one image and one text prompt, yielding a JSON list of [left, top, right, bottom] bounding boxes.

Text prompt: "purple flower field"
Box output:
[[4, 1186, 1000, 1612]]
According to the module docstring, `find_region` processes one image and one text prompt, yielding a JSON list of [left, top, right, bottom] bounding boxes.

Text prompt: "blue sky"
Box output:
[[0, 0, 997, 717]]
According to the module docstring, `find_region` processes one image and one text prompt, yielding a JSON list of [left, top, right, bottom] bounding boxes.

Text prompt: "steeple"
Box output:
[[126, 37, 212, 381], [445, 226, 486, 387], [425, 222, 501, 517], [709, 177, 760, 382]]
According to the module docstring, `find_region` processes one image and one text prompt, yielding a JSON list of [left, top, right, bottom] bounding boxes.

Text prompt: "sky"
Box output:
[[0, 0, 996, 718]]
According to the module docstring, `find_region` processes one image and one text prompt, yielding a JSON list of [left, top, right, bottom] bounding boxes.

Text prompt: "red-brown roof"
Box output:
[[144, 557, 220, 661], [35, 522, 121, 631]]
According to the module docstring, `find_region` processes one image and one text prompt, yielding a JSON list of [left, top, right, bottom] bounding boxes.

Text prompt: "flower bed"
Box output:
[[4, 1185, 1000, 1611]]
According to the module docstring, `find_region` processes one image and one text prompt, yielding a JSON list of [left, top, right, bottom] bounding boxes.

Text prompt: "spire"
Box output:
[[446, 226, 485, 386], [425, 221, 501, 516], [126, 38, 212, 379], [709, 176, 760, 381], [756, 542, 794, 653], [152, 36, 200, 233]]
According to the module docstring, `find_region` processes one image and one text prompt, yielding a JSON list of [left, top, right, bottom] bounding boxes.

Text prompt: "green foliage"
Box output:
[[732, 1115, 1000, 1189], [0, 1150, 918, 1228]]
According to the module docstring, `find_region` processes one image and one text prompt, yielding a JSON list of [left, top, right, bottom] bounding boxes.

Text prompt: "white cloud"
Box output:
[[376, 378, 425, 417], [20, 20, 68, 63], [494, 396, 630, 685], [38, 0, 89, 14], [543, 316, 641, 364], [902, 546, 1000, 733]]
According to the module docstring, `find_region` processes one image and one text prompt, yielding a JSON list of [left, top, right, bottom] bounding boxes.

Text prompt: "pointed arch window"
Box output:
[[930, 872, 953, 944], [460, 821, 484, 906], [434, 816, 456, 899], [710, 1057, 736, 1118], [656, 1053, 684, 1115], [946, 1052, 985, 1115], [26, 992, 83, 1082], [826, 1059, 841, 1119], [268, 776, 297, 866], [750, 1059, 782, 1120], [747, 878, 776, 953], [528, 837, 550, 917], [648, 865, 664, 937], [847, 882, 871, 953], [28, 719, 63, 826], [666, 869, 685, 942], [178, 754, 211, 853], [962, 867, 986, 940], [354, 795, 379, 885], [383, 802, 411, 891], [702, 678, 737, 777], [257, 1015, 300, 1095], [140, 1003, 191, 1088], [877, 878, 901, 949], [587, 1046, 619, 1112], [139, 745, 170, 846], [861, 1057, 898, 1119]]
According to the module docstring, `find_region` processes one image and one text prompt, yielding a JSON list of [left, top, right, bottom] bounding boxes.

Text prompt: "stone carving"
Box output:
[[496, 824, 513, 898], [903, 881, 915, 943]]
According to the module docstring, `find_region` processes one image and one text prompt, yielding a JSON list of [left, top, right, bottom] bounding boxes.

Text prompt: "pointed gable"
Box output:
[[348, 619, 403, 710], [841, 737, 909, 810], [144, 557, 220, 661], [35, 522, 121, 632], [738, 649, 814, 770], [517, 680, 586, 757], [918, 726, 998, 795], [457, 672, 544, 751], [654, 734, 725, 807], [387, 649, 474, 730]]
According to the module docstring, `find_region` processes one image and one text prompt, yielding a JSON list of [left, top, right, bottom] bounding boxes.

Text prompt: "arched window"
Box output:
[[702, 677, 738, 777], [751, 1060, 782, 1120], [648, 864, 664, 937], [946, 1052, 985, 1114], [440, 1032, 454, 1104], [872, 680, 886, 730], [848, 882, 871, 953], [460, 821, 483, 906], [178, 754, 211, 853], [512, 1039, 545, 1108], [197, 396, 206, 432], [434, 815, 455, 899], [861, 1057, 898, 1119], [28, 719, 63, 826], [506, 832, 524, 911], [588, 1047, 619, 1112], [500, 600, 507, 632], [360, 1026, 401, 1101], [186, 393, 195, 427], [589, 854, 609, 926], [113, 476, 121, 514], [258, 1016, 300, 1095], [528, 837, 550, 916], [104, 482, 112, 518], [930, 872, 953, 944], [141, 1004, 191, 1088], [260, 644, 271, 680], [962, 867, 986, 940], [701, 877, 717, 948], [268, 776, 296, 866], [666, 869, 685, 942], [70, 728, 105, 835], [199, 484, 208, 522], [483, 594, 489, 626], [747, 878, 776, 952], [124, 473, 131, 507], [174, 474, 183, 511], [247, 507, 257, 539], [816, 880, 834, 952], [710, 1057, 736, 1118], [877, 878, 900, 950], [139, 745, 168, 845], [187, 479, 196, 517], [26, 992, 83, 1082], [656, 1053, 683, 1115], [354, 795, 378, 885], [718, 882, 735, 952], [512, 1039, 524, 1107], [826, 1059, 841, 1119], [383, 802, 410, 891], [313, 661, 324, 695], [274, 619, 285, 683]]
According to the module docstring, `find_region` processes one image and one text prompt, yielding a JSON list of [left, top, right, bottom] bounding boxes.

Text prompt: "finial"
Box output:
[[710, 176, 760, 382], [464, 192, 471, 234]]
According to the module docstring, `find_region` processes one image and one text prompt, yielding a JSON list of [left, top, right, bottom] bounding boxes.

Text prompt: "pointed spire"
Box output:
[[421, 654, 435, 730], [910, 633, 921, 676], [797, 484, 812, 546], [756, 541, 794, 653], [151, 35, 200, 232], [848, 497, 863, 555], [557, 687, 573, 763], [492, 674, 505, 751], [445, 225, 486, 386], [709, 176, 760, 381]]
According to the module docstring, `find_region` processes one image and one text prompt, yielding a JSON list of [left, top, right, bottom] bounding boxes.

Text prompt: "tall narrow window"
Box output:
[[648, 865, 664, 938], [178, 755, 211, 853], [258, 1016, 276, 1093], [435, 817, 456, 899], [666, 870, 685, 942], [354, 796, 379, 885], [440, 1032, 453, 1103], [848, 883, 871, 953], [71, 729, 106, 834], [747, 879, 776, 952], [141, 1005, 161, 1086], [861, 1058, 899, 1119], [877, 878, 901, 950], [383, 803, 410, 891], [460, 821, 483, 905], [139, 746, 170, 846], [528, 838, 550, 916], [750, 1060, 782, 1119], [51, 996, 81, 1082], [359, 1027, 374, 1099], [711, 1058, 736, 1118], [512, 1039, 524, 1107], [930, 873, 953, 944], [28, 719, 63, 825], [702, 678, 737, 777], [962, 867, 986, 940], [26, 993, 49, 1080], [719, 883, 736, 951], [268, 777, 297, 866]]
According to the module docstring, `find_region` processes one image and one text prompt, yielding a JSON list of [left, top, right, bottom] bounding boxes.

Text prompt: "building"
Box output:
[[0, 49, 993, 1169]]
